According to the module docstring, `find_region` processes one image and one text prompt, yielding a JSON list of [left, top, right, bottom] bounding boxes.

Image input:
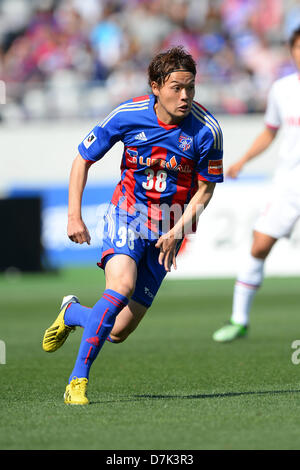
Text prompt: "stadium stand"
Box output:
[[0, 0, 299, 121]]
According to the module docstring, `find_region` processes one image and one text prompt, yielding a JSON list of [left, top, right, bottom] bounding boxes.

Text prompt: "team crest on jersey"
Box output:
[[179, 134, 193, 151]]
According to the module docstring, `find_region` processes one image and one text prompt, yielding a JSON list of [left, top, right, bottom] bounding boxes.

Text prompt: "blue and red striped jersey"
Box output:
[[78, 94, 223, 227]]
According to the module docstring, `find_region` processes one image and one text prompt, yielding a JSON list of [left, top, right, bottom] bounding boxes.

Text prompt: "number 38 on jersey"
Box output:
[[142, 169, 167, 192]]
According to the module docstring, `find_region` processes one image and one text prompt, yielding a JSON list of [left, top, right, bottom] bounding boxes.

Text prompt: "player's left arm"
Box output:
[[155, 179, 215, 272], [156, 122, 223, 272]]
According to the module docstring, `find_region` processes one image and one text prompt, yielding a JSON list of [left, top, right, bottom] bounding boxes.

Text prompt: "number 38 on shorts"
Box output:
[[116, 226, 135, 250]]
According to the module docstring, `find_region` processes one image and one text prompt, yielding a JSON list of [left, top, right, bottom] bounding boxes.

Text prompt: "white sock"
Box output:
[[231, 254, 265, 326]]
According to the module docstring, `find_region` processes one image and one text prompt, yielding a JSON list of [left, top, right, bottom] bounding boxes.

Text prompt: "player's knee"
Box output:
[[251, 232, 277, 260], [251, 244, 271, 259], [107, 277, 136, 299], [119, 280, 135, 298], [105, 255, 137, 298]]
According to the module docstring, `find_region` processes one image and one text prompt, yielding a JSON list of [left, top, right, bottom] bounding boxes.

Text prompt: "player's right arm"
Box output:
[[67, 154, 93, 245], [226, 126, 278, 178], [68, 105, 123, 244]]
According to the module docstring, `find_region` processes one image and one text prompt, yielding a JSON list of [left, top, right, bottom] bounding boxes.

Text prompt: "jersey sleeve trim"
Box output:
[[265, 122, 280, 131], [78, 145, 95, 161], [197, 172, 223, 183], [197, 174, 208, 181], [192, 102, 223, 151]]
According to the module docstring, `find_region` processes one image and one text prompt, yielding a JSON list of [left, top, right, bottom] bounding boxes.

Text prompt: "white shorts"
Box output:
[[254, 186, 300, 239]]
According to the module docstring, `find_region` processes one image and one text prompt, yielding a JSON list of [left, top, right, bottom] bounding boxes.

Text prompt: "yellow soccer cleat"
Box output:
[[64, 377, 89, 405], [42, 295, 79, 352]]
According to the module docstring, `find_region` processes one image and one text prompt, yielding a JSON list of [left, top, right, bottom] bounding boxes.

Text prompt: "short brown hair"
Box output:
[[289, 27, 300, 48], [148, 46, 196, 88]]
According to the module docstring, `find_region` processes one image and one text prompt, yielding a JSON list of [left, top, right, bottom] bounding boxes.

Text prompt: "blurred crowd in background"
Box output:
[[1, 0, 300, 121]]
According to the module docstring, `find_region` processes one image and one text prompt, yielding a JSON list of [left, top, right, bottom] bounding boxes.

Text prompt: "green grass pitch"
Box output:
[[1, 268, 300, 450]]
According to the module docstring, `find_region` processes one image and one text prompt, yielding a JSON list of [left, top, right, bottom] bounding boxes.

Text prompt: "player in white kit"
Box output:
[[213, 27, 300, 342]]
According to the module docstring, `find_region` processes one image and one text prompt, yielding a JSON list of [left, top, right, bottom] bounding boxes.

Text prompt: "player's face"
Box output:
[[291, 37, 300, 70], [152, 71, 195, 125]]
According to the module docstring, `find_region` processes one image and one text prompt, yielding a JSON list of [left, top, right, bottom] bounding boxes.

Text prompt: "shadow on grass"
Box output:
[[91, 389, 300, 405], [135, 389, 300, 400]]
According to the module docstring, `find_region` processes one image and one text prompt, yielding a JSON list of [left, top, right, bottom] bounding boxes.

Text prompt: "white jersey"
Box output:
[[264, 72, 300, 187], [253, 72, 300, 238]]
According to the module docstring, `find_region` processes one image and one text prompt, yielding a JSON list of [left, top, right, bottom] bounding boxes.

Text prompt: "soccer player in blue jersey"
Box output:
[[42, 46, 224, 405]]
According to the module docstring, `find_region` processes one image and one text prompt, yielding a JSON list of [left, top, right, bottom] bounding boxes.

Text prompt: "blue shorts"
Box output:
[[97, 203, 175, 308]]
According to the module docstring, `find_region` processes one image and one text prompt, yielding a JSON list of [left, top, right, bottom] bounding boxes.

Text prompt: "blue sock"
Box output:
[[68, 289, 128, 382], [65, 303, 91, 328], [65, 304, 121, 340]]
